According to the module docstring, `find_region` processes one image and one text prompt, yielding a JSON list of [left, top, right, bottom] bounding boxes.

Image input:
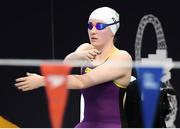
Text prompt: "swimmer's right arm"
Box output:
[[64, 43, 101, 63]]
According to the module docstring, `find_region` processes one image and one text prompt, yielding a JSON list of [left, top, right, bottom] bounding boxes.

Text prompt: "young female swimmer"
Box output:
[[15, 7, 132, 128]]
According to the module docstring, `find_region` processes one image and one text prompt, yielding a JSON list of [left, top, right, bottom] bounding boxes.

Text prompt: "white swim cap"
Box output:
[[89, 7, 120, 35]]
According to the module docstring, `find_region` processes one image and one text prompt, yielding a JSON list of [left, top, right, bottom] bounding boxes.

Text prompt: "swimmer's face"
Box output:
[[88, 19, 114, 47]]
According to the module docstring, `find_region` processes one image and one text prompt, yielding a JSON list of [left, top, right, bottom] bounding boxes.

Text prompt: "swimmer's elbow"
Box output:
[[67, 75, 87, 89]]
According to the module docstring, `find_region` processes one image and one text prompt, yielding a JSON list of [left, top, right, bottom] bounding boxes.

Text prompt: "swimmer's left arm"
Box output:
[[15, 52, 132, 91], [67, 52, 132, 89]]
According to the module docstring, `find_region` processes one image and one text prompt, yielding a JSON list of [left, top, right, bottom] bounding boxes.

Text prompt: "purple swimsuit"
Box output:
[[75, 64, 126, 128]]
